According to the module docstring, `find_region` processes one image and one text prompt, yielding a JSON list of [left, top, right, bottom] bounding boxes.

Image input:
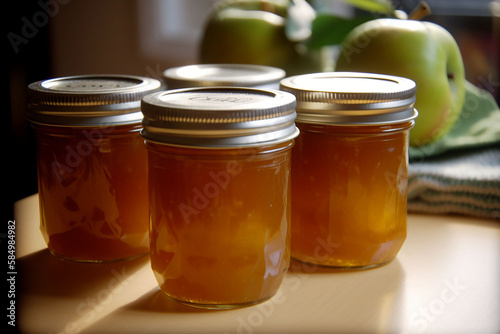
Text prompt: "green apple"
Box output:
[[335, 18, 466, 147], [199, 0, 323, 76]]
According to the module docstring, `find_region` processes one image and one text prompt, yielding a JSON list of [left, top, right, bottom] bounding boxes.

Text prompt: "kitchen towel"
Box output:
[[408, 146, 500, 219], [408, 81, 500, 219]]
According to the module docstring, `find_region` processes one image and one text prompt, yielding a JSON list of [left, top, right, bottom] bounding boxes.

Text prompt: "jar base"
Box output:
[[291, 256, 395, 271], [47, 250, 149, 263], [163, 293, 275, 310]]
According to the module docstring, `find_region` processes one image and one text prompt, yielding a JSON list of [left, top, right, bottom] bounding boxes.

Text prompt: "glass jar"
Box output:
[[163, 64, 286, 90], [141, 87, 299, 309], [27, 74, 161, 262], [280, 72, 418, 269]]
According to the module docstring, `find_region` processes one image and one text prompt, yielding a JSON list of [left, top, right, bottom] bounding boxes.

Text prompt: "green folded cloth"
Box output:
[[408, 81, 500, 219]]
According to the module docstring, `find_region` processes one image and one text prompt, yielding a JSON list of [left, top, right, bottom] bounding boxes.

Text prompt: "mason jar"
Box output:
[[27, 74, 161, 262], [280, 72, 418, 269], [141, 87, 299, 309], [163, 64, 286, 90]]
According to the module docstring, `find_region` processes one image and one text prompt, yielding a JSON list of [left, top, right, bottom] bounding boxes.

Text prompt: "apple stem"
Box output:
[[409, 1, 431, 20]]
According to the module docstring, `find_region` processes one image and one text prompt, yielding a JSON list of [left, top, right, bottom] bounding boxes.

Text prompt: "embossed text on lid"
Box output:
[[27, 74, 162, 126], [141, 87, 299, 148]]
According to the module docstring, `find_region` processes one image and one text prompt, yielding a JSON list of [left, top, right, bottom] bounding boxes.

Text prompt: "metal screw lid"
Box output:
[[27, 74, 162, 126], [279, 72, 418, 125], [141, 87, 299, 148], [163, 64, 286, 90]]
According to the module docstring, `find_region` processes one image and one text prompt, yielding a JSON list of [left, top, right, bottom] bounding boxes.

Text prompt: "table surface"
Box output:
[[13, 193, 500, 334]]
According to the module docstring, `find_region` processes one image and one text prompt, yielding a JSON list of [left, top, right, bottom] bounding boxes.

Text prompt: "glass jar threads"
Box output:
[[280, 72, 418, 269], [141, 87, 299, 309], [27, 74, 161, 262], [163, 64, 286, 90]]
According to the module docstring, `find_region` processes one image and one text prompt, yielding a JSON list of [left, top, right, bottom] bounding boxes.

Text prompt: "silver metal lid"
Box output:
[[141, 87, 299, 148], [163, 64, 286, 90], [27, 74, 162, 126], [279, 72, 418, 125]]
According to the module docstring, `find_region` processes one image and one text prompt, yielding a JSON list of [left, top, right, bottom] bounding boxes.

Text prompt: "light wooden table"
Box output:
[[13, 193, 500, 334]]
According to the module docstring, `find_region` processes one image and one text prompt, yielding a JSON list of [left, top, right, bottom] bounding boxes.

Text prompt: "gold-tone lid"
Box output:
[[141, 87, 299, 148], [27, 74, 162, 126], [280, 72, 418, 125]]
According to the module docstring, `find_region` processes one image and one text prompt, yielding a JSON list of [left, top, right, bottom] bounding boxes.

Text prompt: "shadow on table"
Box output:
[[18, 248, 149, 298], [17, 248, 150, 333], [81, 258, 407, 333], [124, 287, 213, 314], [80, 281, 239, 333]]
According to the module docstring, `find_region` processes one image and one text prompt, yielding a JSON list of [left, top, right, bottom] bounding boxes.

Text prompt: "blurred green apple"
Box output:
[[199, 0, 323, 76], [335, 18, 466, 147]]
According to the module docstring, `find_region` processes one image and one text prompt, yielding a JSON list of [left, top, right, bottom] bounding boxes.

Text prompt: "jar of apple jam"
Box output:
[[27, 74, 161, 262], [141, 87, 299, 309], [280, 72, 418, 269]]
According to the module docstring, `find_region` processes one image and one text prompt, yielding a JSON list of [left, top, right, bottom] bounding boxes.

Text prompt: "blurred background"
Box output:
[[6, 0, 499, 217]]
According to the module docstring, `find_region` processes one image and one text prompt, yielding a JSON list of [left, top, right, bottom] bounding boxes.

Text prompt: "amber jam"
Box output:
[[141, 87, 298, 308], [27, 74, 161, 262], [291, 122, 413, 268], [280, 72, 418, 269], [33, 124, 149, 262], [146, 142, 293, 308]]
